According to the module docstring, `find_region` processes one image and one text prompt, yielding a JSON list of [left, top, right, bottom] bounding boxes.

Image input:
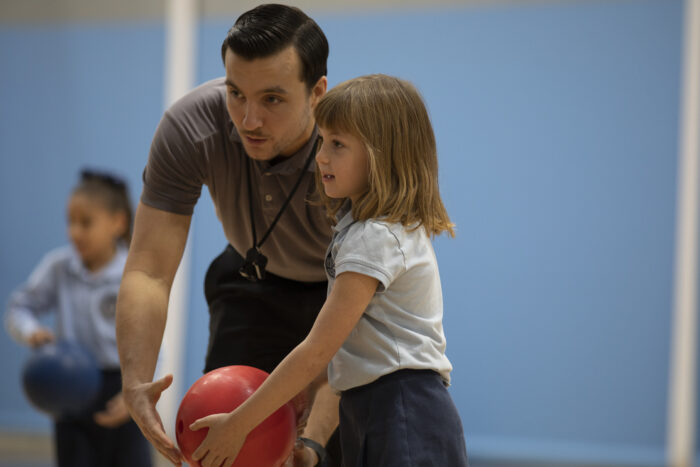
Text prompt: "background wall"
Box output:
[[0, 0, 695, 466]]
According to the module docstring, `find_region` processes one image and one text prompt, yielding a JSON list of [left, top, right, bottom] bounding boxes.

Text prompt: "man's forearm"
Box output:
[[116, 270, 170, 387], [302, 380, 339, 445]]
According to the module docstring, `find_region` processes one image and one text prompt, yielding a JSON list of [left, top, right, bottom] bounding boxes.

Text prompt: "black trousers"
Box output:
[[204, 245, 340, 467], [54, 369, 152, 467]]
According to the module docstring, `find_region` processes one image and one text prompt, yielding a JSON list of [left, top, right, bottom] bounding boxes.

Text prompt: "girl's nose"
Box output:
[[315, 145, 329, 165]]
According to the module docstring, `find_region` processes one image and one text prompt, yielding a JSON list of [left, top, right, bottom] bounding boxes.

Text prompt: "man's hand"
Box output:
[[27, 328, 54, 348], [94, 392, 130, 428], [290, 440, 320, 467], [123, 374, 183, 465]]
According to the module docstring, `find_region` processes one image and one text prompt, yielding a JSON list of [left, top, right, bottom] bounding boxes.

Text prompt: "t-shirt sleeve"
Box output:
[[141, 105, 207, 215], [333, 222, 406, 292]]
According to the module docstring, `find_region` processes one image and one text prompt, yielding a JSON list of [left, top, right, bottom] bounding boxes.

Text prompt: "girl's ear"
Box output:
[[111, 211, 128, 241]]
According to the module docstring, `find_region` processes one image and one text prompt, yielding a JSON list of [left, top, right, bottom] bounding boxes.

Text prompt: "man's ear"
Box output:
[[310, 76, 327, 109]]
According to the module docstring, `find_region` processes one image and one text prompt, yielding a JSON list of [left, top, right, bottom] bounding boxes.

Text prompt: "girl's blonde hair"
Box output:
[[314, 74, 454, 237]]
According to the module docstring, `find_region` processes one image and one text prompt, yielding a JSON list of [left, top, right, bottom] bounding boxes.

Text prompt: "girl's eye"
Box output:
[[333, 140, 344, 149]]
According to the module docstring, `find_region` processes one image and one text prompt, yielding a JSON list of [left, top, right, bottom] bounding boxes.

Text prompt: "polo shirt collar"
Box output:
[[229, 124, 319, 176], [333, 201, 355, 233]]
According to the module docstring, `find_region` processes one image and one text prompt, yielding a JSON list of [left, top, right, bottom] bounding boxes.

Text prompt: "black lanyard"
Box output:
[[239, 146, 316, 281]]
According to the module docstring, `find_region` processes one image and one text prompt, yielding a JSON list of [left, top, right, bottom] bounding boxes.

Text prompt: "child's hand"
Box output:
[[27, 328, 54, 348], [94, 392, 131, 428], [190, 412, 247, 467]]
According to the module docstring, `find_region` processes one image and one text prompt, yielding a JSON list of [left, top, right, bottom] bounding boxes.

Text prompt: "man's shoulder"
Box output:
[[185, 77, 227, 105], [163, 77, 228, 133]]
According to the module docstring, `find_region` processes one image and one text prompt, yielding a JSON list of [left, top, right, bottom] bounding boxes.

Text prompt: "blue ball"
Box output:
[[22, 340, 102, 418]]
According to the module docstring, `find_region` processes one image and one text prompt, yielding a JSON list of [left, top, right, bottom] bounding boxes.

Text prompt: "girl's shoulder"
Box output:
[[344, 218, 426, 260], [352, 218, 425, 244], [25, 245, 80, 281], [38, 245, 78, 268]]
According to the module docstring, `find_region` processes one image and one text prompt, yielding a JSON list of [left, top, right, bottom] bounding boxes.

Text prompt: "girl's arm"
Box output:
[[5, 250, 60, 346], [190, 271, 378, 467]]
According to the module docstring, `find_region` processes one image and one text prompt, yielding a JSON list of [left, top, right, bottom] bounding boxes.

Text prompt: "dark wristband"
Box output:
[[299, 437, 327, 466]]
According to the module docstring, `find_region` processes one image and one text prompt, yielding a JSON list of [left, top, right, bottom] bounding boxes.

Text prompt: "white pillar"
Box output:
[[667, 0, 700, 466], [156, 0, 198, 443]]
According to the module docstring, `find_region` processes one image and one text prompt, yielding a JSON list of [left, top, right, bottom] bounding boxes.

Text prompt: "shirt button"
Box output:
[[265, 194, 272, 202]]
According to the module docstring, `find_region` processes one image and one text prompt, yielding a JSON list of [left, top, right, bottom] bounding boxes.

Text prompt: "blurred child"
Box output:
[[188, 74, 469, 467], [5, 169, 152, 467]]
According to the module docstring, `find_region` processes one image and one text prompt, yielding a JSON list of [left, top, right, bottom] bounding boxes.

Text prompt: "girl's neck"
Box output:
[[82, 245, 118, 273]]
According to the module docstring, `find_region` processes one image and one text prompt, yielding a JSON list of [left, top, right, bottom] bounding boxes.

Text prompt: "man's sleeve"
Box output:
[[141, 107, 207, 215]]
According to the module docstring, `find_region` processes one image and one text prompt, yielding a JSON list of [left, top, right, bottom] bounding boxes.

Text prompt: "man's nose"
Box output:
[[242, 103, 262, 130]]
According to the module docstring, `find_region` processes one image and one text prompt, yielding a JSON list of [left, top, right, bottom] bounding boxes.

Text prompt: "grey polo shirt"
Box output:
[[141, 78, 333, 282], [325, 208, 453, 392]]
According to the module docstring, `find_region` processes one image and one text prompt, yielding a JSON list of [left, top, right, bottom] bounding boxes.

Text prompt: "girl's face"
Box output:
[[67, 193, 125, 271], [316, 127, 370, 203]]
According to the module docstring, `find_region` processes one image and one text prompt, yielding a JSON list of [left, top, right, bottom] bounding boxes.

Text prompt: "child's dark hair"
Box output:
[[73, 169, 133, 245]]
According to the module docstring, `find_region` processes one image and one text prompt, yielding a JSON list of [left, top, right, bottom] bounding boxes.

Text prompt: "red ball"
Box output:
[[175, 365, 297, 467]]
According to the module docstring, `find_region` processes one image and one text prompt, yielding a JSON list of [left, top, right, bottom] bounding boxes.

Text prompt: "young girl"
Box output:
[[189, 74, 469, 467], [5, 170, 152, 467]]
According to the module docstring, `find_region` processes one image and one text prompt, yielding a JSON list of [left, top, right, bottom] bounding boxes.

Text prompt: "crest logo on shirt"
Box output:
[[99, 294, 118, 320], [325, 252, 335, 279]]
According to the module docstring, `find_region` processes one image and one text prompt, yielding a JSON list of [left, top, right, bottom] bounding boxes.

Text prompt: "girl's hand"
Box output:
[[27, 328, 54, 348], [190, 412, 247, 467], [94, 392, 131, 428]]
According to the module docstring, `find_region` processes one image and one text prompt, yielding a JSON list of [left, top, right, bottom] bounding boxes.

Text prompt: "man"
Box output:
[[116, 5, 339, 466]]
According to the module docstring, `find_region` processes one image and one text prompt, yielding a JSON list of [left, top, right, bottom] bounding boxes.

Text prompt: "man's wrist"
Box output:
[[299, 437, 327, 466]]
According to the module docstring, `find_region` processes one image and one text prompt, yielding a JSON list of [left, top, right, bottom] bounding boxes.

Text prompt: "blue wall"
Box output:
[[0, 1, 694, 465]]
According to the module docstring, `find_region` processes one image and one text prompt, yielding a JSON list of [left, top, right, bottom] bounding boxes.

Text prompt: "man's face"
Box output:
[[224, 46, 326, 160]]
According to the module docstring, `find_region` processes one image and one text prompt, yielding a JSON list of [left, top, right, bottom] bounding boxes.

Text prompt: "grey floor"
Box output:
[[0, 433, 642, 467], [0, 432, 173, 467]]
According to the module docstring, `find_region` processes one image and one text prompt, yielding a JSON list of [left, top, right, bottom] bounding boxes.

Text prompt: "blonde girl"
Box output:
[[190, 74, 469, 467]]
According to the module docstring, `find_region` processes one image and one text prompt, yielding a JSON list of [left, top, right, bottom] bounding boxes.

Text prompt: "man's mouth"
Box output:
[[243, 134, 268, 145]]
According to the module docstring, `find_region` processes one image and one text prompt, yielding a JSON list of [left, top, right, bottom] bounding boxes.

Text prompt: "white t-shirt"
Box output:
[[325, 208, 453, 392]]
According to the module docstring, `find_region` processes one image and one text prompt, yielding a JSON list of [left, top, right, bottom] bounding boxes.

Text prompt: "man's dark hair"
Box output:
[[221, 4, 329, 91]]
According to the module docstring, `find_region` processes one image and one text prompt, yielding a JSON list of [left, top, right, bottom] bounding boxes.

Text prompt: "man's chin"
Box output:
[[241, 144, 277, 161]]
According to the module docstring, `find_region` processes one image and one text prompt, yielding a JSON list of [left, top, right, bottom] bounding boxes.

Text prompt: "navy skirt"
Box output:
[[339, 369, 469, 467]]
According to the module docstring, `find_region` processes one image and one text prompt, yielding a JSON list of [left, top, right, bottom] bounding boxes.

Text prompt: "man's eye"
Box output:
[[265, 95, 282, 104]]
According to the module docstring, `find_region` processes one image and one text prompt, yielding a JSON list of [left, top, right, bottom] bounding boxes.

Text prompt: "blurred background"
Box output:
[[1, 0, 698, 466]]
